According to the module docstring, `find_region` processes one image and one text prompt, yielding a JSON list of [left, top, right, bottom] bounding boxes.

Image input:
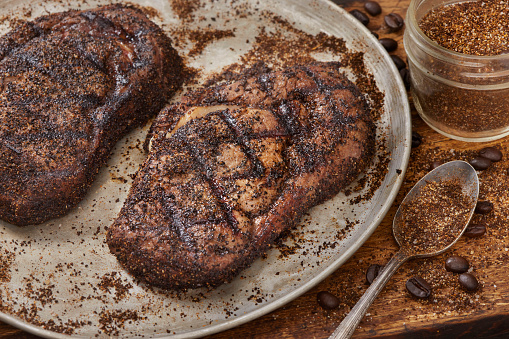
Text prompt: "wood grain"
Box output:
[[3, 0, 509, 338]]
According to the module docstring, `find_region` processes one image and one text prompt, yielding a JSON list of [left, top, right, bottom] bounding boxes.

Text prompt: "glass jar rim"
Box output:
[[407, 0, 509, 62]]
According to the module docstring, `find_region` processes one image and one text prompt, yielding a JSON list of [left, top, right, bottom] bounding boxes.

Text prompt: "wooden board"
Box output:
[[3, 0, 509, 338]]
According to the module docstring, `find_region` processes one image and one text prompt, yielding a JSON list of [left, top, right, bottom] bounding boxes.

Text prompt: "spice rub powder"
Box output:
[[419, 0, 509, 56], [395, 178, 474, 254]]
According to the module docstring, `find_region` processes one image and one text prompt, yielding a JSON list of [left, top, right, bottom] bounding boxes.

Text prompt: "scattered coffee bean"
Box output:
[[464, 223, 486, 238], [366, 264, 383, 284], [459, 273, 479, 291], [364, 1, 382, 16], [400, 68, 411, 90], [430, 160, 443, 170], [406, 276, 432, 298], [371, 31, 379, 39], [385, 13, 405, 31], [411, 131, 422, 148], [350, 9, 370, 26], [317, 291, 340, 310], [475, 200, 493, 214], [390, 54, 406, 70], [469, 156, 492, 170], [379, 38, 398, 52], [479, 147, 502, 162], [445, 256, 469, 273]]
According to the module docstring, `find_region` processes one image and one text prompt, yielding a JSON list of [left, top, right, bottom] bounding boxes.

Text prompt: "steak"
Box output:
[[107, 62, 376, 289], [0, 4, 183, 226]]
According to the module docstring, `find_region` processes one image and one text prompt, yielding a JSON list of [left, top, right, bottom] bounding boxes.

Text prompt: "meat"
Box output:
[[107, 62, 376, 289], [0, 4, 183, 226]]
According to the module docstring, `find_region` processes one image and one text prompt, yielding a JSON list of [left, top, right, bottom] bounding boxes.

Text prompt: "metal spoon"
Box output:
[[328, 160, 479, 339]]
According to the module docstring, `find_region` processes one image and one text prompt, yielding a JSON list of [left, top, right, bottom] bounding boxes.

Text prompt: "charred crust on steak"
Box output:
[[107, 62, 376, 290], [0, 4, 184, 226]]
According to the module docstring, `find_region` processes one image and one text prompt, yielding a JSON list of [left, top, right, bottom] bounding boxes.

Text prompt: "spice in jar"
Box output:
[[404, 0, 509, 140], [419, 0, 509, 56]]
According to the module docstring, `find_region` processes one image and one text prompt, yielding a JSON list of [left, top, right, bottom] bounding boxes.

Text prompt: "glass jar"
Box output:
[[404, 0, 509, 142]]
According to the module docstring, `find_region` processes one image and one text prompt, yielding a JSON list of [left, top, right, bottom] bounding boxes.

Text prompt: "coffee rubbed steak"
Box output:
[[0, 4, 183, 226], [107, 62, 376, 289]]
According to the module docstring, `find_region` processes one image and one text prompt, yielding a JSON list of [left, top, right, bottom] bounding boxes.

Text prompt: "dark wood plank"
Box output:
[[0, 322, 39, 338]]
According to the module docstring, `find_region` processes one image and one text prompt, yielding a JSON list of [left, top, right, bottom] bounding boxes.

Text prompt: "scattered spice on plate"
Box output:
[[0, 250, 14, 283], [97, 272, 133, 302], [187, 29, 236, 57]]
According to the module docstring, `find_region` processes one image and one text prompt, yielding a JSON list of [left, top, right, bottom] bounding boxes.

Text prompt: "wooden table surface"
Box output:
[[3, 0, 509, 338]]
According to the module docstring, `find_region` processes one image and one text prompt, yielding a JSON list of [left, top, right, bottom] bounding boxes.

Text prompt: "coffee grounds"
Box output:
[[169, 0, 201, 22], [98, 309, 145, 337], [187, 29, 235, 57], [412, 1, 509, 136], [395, 178, 474, 254], [97, 272, 133, 302], [0, 250, 14, 283], [419, 0, 509, 56]]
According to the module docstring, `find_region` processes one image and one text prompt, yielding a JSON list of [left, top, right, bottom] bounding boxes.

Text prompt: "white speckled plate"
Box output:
[[0, 0, 411, 337]]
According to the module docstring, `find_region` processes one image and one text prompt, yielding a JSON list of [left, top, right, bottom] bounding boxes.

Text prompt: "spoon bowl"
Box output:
[[393, 160, 479, 257], [329, 160, 479, 339]]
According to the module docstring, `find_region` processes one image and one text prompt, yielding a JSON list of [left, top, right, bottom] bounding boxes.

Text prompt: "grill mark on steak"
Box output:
[[217, 109, 267, 178], [0, 4, 183, 226], [107, 62, 376, 289], [180, 133, 242, 232]]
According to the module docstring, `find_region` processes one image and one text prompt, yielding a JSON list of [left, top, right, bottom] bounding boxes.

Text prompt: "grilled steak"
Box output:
[[107, 62, 376, 289], [0, 4, 183, 226]]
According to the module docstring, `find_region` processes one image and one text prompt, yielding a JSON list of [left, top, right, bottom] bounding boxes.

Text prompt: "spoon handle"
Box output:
[[328, 250, 410, 339]]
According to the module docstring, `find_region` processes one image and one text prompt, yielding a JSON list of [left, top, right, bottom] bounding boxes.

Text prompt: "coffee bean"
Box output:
[[459, 273, 479, 291], [445, 256, 469, 273], [464, 223, 486, 238], [317, 291, 340, 310], [380, 38, 398, 52], [390, 54, 406, 70], [366, 264, 383, 284], [406, 276, 432, 298], [350, 9, 370, 26], [400, 68, 411, 90], [479, 147, 502, 162], [475, 200, 493, 214], [371, 31, 379, 39], [430, 160, 443, 170], [364, 1, 382, 16], [411, 131, 422, 148], [469, 156, 492, 170], [385, 13, 405, 31]]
